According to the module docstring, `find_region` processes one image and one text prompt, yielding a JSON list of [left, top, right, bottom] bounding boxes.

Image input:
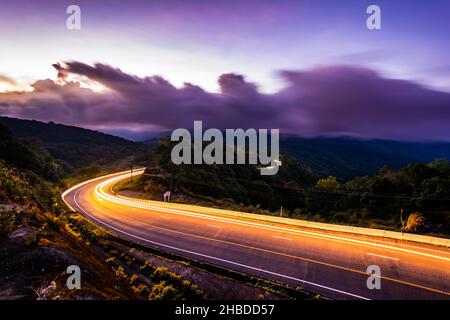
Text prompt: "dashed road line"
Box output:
[[367, 253, 399, 261]]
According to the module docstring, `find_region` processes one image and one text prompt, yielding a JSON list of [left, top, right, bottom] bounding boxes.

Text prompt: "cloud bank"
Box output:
[[1, 62, 450, 141]]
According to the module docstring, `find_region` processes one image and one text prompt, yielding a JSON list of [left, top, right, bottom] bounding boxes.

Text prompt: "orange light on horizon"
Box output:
[[56, 73, 109, 93], [0, 80, 34, 93]]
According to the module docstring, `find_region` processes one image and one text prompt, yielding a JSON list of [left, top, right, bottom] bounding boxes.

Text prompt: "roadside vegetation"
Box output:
[[116, 139, 450, 237], [1, 158, 308, 300], [0, 121, 315, 300]]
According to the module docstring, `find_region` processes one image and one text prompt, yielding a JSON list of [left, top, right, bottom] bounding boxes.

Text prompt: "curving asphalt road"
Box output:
[[62, 170, 450, 300]]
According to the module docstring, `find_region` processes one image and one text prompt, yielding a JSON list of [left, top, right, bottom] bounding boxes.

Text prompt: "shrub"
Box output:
[[129, 274, 139, 285], [113, 266, 128, 279], [151, 267, 182, 285], [140, 260, 154, 272], [65, 214, 109, 242], [105, 256, 115, 264], [402, 212, 425, 233], [149, 281, 177, 300], [64, 223, 81, 239], [131, 283, 148, 295]]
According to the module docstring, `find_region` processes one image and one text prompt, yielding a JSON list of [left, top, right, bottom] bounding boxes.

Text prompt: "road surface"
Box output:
[[62, 170, 450, 300]]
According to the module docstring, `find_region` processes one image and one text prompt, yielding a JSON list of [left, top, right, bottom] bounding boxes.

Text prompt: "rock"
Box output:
[[8, 227, 29, 239]]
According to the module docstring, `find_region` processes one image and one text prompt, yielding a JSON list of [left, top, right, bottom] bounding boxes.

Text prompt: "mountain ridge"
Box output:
[[0, 116, 150, 171]]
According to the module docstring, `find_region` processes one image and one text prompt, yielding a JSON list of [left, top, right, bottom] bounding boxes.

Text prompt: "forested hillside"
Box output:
[[126, 138, 316, 210], [119, 139, 450, 236], [0, 117, 150, 171], [143, 135, 450, 180], [281, 137, 450, 180]]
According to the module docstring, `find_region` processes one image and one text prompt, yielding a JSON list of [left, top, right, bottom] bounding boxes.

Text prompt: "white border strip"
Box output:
[[72, 188, 370, 300]]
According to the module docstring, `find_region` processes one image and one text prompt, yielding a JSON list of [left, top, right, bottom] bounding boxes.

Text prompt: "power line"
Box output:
[[150, 170, 450, 202]]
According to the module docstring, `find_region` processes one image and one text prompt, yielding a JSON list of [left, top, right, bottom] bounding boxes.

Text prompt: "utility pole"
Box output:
[[130, 165, 134, 183], [169, 162, 174, 192], [400, 208, 405, 234], [280, 206, 283, 217]]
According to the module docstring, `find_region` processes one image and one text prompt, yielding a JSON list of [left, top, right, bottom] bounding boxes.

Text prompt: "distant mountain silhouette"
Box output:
[[143, 134, 450, 180], [4, 115, 448, 180], [280, 137, 450, 180]]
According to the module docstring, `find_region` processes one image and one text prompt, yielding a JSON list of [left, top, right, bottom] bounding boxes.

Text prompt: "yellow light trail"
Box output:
[[94, 172, 450, 263]]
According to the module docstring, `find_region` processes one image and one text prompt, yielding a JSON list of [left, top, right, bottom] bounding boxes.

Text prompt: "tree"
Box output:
[[316, 176, 341, 191]]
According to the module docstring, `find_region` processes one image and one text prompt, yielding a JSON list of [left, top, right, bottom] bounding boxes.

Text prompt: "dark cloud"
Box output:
[[277, 66, 450, 139], [1, 62, 450, 141]]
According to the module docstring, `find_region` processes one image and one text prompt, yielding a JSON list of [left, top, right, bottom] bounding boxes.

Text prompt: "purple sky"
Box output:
[[0, 0, 449, 141]]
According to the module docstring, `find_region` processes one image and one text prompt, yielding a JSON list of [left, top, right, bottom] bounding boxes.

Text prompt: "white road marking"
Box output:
[[62, 173, 450, 299], [272, 235, 293, 241], [367, 253, 399, 261], [72, 188, 370, 300], [368, 239, 450, 256], [207, 225, 222, 229], [96, 180, 450, 262], [103, 181, 450, 258], [74, 178, 450, 261], [160, 216, 171, 220]]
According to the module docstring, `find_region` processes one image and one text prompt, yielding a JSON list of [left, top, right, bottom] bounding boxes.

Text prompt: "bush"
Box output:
[[140, 260, 154, 272], [65, 214, 109, 242], [132, 283, 148, 295], [402, 212, 425, 233], [151, 267, 182, 285], [149, 281, 177, 300], [129, 274, 139, 285], [113, 266, 128, 280]]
